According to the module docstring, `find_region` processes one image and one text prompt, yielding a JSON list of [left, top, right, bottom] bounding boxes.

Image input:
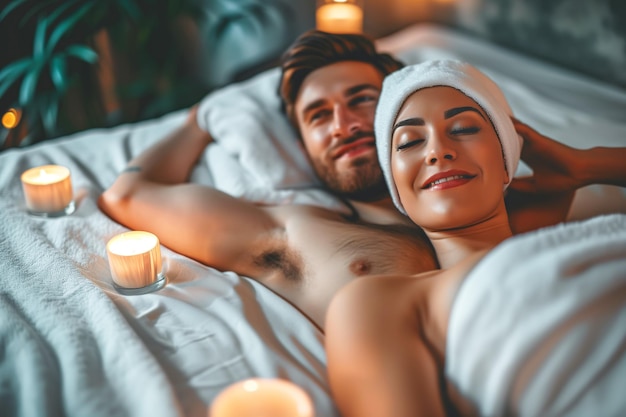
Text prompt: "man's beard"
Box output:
[[311, 154, 389, 202]]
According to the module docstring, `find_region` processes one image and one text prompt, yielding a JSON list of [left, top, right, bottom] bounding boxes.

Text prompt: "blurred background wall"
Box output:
[[1, 0, 624, 150], [365, 0, 626, 90]]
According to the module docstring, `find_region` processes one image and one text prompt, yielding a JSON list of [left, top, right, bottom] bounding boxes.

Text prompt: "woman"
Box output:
[[324, 60, 626, 417]]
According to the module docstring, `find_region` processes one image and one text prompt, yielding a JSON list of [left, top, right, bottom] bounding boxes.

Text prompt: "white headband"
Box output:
[[375, 60, 522, 215]]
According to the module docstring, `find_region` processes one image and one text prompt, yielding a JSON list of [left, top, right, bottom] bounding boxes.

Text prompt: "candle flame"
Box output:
[[34, 168, 61, 183], [21, 165, 69, 185], [243, 379, 259, 392], [108, 232, 158, 256]]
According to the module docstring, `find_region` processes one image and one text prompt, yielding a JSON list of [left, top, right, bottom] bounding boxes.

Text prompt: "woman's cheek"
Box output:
[[392, 155, 420, 205]]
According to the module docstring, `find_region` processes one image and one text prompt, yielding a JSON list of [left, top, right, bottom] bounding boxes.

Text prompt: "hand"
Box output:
[[509, 118, 587, 194], [186, 104, 200, 124]]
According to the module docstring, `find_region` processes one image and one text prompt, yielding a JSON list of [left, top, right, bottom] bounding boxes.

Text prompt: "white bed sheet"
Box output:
[[1, 23, 625, 417]]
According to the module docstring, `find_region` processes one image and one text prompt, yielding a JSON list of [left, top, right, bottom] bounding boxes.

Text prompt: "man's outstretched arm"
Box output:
[[98, 106, 278, 276]]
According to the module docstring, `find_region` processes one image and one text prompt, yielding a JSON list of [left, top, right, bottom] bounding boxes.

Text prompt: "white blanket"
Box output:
[[0, 114, 338, 417], [1, 23, 625, 417], [446, 214, 626, 417]]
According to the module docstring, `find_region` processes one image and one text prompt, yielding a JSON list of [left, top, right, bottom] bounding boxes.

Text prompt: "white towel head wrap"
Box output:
[[375, 59, 522, 215]]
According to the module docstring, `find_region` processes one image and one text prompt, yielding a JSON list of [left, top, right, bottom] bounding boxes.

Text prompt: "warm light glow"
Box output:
[[106, 231, 163, 289], [211, 378, 315, 417], [2, 108, 21, 129], [108, 232, 159, 256], [316, 0, 363, 34], [21, 165, 74, 215], [243, 379, 259, 392]]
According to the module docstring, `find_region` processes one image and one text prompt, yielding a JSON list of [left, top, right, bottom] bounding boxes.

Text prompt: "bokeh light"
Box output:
[[2, 108, 22, 129]]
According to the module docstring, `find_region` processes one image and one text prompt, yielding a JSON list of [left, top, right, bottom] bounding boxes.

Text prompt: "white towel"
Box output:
[[446, 214, 626, 417], [375, 60, 522, 215]]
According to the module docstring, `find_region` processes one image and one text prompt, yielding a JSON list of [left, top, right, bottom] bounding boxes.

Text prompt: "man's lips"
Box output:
[[332, 137, 375, 160], [422, 170, 476, 190]]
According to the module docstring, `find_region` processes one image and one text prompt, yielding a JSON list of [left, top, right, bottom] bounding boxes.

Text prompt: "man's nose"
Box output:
[[331, 105, 360, 138]]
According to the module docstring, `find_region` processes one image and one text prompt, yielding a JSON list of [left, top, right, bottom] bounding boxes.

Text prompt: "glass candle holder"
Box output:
[[21, 164, 75, 217], [316, 0, 363, 34], [106, 231, 166, 295]]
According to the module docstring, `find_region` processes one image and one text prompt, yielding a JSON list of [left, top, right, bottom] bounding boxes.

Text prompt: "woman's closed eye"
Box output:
[[450, 125, 480, 135], [396, 138, 425, 151]]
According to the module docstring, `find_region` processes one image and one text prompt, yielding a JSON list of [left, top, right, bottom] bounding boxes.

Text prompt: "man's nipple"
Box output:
[[349, 259, 372, 276]]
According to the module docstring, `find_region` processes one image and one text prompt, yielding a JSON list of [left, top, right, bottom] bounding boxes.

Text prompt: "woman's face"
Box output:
[[390, 86, 509, 231]]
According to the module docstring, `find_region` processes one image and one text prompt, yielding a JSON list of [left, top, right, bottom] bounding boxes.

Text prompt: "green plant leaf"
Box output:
[[19, 0, 56, 26], [65, 45, 98, 63], [47, 1, 96, 54], [0, 58, 32, 100], [41, 96, 59, 135], [49, 55, 67, 91], [33, 16, 48, 57], [0, 57, 32, 82], [18, 61, 44, 105], [47, 1, 78, 26], [0, 0, 28, 21], [116, 0, 141, 21]]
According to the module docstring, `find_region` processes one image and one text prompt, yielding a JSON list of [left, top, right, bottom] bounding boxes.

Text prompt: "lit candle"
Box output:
[[21, 164, 75, 217], [316, 0, 363, 34], [211, 378, 315, 417], [106, 231, 166, 295]]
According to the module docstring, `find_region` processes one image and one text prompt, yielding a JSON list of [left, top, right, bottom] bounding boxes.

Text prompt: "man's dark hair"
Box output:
[[278, 30, 404, 129]]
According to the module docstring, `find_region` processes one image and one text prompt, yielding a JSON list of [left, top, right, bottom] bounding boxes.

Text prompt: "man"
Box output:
[[98, 30, 593, 330]]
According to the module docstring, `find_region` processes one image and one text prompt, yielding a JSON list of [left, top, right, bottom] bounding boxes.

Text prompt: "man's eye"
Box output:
[[396, 139, 424, 151], [310, 110, 330, 122], [350, 95, 377, 106]]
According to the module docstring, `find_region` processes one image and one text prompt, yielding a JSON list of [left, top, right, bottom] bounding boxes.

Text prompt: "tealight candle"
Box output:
[[316, 0, 363, 34], [106, 231, 166, 295], [211, 378, 315, 417], [21, 164, 75, 217]]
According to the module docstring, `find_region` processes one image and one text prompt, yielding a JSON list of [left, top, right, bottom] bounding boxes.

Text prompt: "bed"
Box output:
[[1, 23, 625, 417]]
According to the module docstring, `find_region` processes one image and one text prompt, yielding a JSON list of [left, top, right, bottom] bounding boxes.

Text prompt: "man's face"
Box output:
[[294, 61, 388, 201]]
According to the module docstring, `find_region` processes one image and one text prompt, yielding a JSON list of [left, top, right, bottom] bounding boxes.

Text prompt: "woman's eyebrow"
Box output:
[[393, 117, 425, 133], [444, 106, 486, 120]]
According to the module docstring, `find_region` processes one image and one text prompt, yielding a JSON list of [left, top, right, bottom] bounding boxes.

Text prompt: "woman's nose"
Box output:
[[425, 135, 456, 165]]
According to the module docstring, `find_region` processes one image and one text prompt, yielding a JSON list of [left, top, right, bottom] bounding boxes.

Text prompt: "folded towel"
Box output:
[[375, 59, 522, 215]]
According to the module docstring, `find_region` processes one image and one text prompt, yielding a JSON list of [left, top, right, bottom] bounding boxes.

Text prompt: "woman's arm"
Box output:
[[510, 118, 626, 193], [507, 118, 626, 234], [325, 275, 448, 417]]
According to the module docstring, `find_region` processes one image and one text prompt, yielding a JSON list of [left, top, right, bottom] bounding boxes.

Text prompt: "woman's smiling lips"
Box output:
[[332, 137, 376, 160], [422, 170, 476, 190]]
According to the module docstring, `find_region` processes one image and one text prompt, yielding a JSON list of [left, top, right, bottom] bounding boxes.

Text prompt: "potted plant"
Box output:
[[0, 0, 203, 149]]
